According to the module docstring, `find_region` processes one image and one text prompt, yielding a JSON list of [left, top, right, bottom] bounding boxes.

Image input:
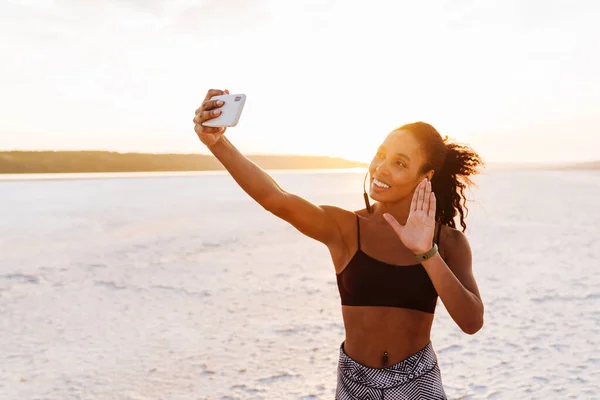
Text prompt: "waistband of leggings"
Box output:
[[338, 341, 438, 388]]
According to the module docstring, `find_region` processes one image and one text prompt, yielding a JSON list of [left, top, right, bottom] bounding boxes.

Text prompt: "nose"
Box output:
[[375, 161, 390, 176]]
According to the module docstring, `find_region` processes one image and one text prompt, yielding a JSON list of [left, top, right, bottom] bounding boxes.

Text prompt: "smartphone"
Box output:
[[201, 93, 247, 128]]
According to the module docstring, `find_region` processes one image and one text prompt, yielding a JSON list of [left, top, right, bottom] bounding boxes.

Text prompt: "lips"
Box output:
[[372, 178, 391, 189]]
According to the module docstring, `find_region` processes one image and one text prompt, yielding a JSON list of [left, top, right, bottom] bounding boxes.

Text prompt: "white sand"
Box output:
[[1, 169, 598, 399]]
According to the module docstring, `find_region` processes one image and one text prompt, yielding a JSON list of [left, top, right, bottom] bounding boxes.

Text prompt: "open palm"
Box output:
[[384, 179, 436, 255]]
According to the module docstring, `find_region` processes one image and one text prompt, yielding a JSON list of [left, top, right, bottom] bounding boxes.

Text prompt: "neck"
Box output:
[[372, 197, 412, 224]]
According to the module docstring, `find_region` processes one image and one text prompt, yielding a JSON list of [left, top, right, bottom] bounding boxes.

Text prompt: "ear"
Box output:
[[423, 169, 435, 182]]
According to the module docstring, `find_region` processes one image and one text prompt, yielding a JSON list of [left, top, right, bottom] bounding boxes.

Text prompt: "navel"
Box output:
[[382, 351, 389, 366]]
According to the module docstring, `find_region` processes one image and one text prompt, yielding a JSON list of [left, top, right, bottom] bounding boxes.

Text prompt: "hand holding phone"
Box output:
[[202, 93, 246, 128], [193, 89, 246, 148]]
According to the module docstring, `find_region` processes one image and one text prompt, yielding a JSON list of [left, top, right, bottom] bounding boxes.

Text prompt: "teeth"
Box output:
[[373, 179, 390, 189]]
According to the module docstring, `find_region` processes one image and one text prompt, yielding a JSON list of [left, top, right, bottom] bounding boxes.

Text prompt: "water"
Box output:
[[1, 169, 599, 399]]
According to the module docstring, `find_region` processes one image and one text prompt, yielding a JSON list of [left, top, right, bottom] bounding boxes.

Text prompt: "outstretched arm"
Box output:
[[208, 136, 344, 244], [193, 89, 344, 247]]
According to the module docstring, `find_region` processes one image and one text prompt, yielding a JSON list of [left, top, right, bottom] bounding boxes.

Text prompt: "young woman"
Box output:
[[193, 89, 484, 399]]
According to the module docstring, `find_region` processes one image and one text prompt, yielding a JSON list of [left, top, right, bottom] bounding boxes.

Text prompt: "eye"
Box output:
[[375, 151, 384, 158], [396, 160, 406, 168]]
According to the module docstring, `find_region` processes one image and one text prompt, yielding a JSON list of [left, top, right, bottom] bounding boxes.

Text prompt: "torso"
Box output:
[[327, 208, 448, 368]]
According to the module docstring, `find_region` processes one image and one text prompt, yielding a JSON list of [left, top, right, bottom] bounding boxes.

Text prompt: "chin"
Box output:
[[369, 192, 391, 203], [369, 187, 394, 203], [369, 190, 381, 201], [369, 183, 406, 204]]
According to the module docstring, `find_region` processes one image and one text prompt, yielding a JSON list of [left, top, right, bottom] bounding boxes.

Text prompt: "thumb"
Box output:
[[383, 213, 404, 235]]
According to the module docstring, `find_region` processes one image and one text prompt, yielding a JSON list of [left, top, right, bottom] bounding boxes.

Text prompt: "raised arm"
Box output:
[[384, 179, 484, 334], [193, 89, 344, 247]]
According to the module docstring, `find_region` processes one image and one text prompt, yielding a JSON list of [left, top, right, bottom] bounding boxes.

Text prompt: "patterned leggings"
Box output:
[[336, 342, 447, 399]]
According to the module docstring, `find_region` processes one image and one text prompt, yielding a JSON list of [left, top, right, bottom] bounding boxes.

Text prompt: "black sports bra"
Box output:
[[335, 214, 440, 314]]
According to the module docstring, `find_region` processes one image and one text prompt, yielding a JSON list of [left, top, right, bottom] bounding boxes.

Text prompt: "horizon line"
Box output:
[[0, 149, 598, 166]]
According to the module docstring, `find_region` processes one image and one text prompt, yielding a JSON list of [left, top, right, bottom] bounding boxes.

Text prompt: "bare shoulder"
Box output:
[[320, 205, 361, 240], [320, 204, 354, 218], [439, 225, 473, 267], [440, 225, 471, 246], [439, 224, 481, 300], [319, 205, 365, 269]]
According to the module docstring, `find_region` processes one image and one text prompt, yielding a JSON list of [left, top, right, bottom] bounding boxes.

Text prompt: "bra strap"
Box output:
[[356, 214, 361, 249]]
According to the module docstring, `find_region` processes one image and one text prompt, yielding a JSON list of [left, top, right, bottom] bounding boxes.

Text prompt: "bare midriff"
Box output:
[[341, 306, 434, 368]]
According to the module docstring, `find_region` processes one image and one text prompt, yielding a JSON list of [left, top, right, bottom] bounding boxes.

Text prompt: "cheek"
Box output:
[[391, 169, 415, 187]]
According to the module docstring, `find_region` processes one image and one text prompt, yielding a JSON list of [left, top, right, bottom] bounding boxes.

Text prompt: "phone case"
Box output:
[[202, 94, 247, 127]]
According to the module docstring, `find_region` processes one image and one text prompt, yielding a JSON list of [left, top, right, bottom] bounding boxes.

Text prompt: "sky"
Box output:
[[1, 0, 599, 164]]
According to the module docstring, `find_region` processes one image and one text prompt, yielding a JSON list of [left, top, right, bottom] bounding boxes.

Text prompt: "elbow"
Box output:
[[461, 319, 483, 335], [262, 192, 288, 215], [461, 308, 484, 335]]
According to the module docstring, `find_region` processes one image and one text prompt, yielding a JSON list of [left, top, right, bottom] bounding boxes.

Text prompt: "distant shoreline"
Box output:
[[0, 151, 368, 174], [0, 151, 598, 175], [0, 169, 370, 182], [486, 161, 600, 171]]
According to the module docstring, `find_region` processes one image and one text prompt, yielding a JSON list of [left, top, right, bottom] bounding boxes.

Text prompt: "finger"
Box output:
[[203, 88, 226, 102], [428, 192, 436, 219], [410, 183, 419, 213], [194, 124, 224, 135], [204, 99, 225, 110], [416, 179, 426, 210], [383, 213, 404, 236], [423, 180, 432, 214], [194, 109, 222, 125], [195, 99, 225, 115]]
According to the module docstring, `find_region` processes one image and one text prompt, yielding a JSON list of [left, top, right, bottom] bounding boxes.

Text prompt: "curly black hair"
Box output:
[[397, 122, 484, 231]]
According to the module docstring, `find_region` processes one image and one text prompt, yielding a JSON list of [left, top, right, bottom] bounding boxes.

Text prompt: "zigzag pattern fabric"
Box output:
[[336, 342, 447, 399]]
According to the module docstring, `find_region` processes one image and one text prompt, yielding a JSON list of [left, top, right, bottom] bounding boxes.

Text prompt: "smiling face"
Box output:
[[368, 129, 432, 203]]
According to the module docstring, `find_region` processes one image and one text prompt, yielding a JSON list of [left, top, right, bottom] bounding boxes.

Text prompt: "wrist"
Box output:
[[412, 246, 429, 255], [413, 243, 438, 263], [207, 135, 228, 152], [411, 243, 432, 255]]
